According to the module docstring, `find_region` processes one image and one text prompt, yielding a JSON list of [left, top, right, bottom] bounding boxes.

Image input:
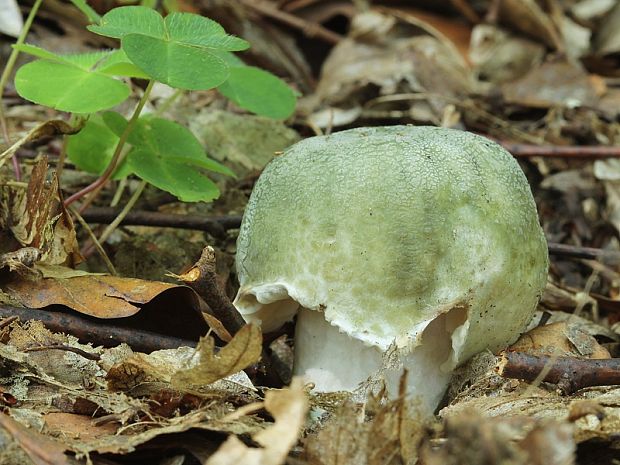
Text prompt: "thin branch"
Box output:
[[179, 246, 246, 335], [497, 351, 620, 394], [179, 246, 281, 385], [498, 142, 620, 158], [238, 0, 343, 44], [75, 210, 620, 266], [80, 207, 241, 239], [82, 180, 147, 258], [23, 344, 101, 361], [0, 305, 197, 352], [548, 243, 620, 265]]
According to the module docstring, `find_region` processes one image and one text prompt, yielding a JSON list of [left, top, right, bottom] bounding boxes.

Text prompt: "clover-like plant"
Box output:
[[12, 5, 297, 203]]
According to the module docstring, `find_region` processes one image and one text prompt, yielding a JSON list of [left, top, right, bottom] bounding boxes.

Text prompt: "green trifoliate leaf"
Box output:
[[14, 60, 129, 113], [218, 66, 297, 119], [124, 117, 230, 201], [81, 113, 232, 201], [12, 43, 63, 62], [66, 115, 130, 179], [121, 34, 229, 89], [87, 6, 164, 39], [88, 6, 247, 89], [96, 49, 150, 78], [127, 148, 220, 202], [164, 12, 249, 51]]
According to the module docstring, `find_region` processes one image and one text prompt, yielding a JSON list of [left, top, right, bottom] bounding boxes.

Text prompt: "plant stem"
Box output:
[[56, 114, 80, 182], [94, 179, 147, 252], [64, 80, 155, 209], [69, 206, 117, 275], [0, 0, 44, 179], [154, 88, 184, 116]]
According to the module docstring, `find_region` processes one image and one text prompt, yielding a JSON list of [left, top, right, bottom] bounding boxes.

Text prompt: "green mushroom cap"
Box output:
[[234, 126, 548, 372]]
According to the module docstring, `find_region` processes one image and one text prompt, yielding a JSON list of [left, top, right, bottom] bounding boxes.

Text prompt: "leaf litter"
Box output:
[[4, 1, 620, 464]]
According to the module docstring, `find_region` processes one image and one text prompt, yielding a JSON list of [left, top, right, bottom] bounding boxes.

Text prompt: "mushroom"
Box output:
[[233, 126, 548, 413]]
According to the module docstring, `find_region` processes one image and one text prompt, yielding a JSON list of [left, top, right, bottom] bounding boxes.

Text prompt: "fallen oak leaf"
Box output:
[[206, 378, 308, 465], [0, 413, 76, 465], [3, 274, 178, 318], [2, 274, 213, 346], [172, 324, 262, 391]]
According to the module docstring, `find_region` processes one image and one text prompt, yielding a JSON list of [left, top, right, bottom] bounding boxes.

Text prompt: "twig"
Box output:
[[179, 246, 246, 335], [498, 142, 620, 159], [238, 0, 343, 44], [83, 179, 147, 258], [0, 305, 197, 352], [449, 0, 481, 23], [23, 344, 101, 361], [0, 316, 18, 329], [179, 246, 282, 385], [80, 207, 241, 239], [497, 351, 620, 394], [74, 210, 620, 266], [548, 243, 620, 265]]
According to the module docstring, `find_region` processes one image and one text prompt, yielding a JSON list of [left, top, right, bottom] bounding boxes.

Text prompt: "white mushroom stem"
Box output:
[[294, 307, 455, 414]]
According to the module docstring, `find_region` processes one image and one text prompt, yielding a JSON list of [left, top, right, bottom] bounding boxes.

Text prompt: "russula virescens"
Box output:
[[233, 126, 548, 413]]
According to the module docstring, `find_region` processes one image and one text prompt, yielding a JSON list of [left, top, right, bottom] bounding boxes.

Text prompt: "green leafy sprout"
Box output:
[[12, 5, 298, 204]]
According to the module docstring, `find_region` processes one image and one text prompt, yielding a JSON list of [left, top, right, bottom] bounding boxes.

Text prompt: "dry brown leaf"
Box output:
[[0, 413, 76, 465], [0, 157, 81, 270], [305, 389, 424, 465], [0, 120, 80, 169], [594, 1, 620, 55], [206, 378, 308, 465], [497, 0, 562, 49], [0, 247, 42, 279], [502, 59, 603, 108], [509, 321, 610, 359], [4, 274, 184, 318], [309, 10, 474, 128], [469, 24, 544, 84], [421, 410, 574, 465], [43, 413, 118, 441], [172, 324, 262, 391]]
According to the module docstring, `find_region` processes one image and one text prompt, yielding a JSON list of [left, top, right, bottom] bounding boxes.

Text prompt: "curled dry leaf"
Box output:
[[206, 378, 308, 465], [469, 24, 544, 84], [309, 10, 473, 128], [0, 156, 81, 270], [502, 59, 603, 108], [4, 275, 186, 318], [172, 324, 262, 392], [509, 321, 610, 359], [497, 0, 562, 49]]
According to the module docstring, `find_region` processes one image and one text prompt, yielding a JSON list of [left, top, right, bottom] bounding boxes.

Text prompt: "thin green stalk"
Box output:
[[96, 179, 147, 247], [64, 80, 155, 209], [154, 88, 183, 116], [69, 206, 117, 275], [110, 177, 128, 207], [56, 114, 80, 182], [0, 0, 44, 178]]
